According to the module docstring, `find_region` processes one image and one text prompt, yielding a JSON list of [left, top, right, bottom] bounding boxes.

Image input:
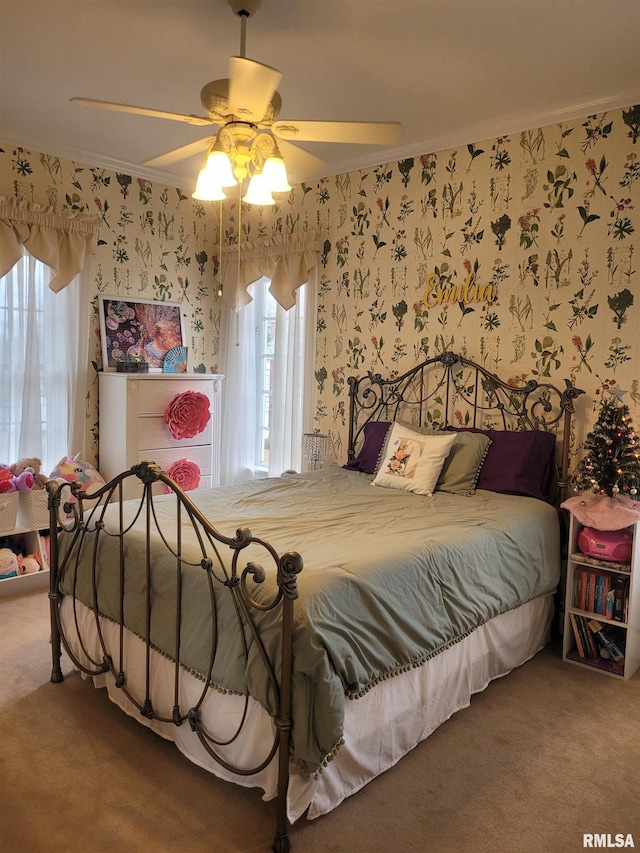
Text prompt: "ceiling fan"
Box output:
[[70, 0, 402, 199]]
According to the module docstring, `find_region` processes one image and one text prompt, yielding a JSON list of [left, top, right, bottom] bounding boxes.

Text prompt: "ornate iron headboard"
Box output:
[[347, 351, 583, 494]]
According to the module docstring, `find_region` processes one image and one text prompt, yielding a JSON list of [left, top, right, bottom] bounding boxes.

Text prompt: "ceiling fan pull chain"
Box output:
[[237, 182, 243, 346]]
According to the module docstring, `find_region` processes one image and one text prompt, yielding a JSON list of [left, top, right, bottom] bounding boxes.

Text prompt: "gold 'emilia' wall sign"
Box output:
[[423, 272, 497, 307]]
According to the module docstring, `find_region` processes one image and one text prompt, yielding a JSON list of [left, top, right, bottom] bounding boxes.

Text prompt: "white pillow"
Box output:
[[372, 422, 457, 496]]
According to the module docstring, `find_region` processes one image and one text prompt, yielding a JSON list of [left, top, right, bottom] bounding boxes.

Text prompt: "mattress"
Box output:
[[59, 589, 554, 823], [57, 468, 561, 775]]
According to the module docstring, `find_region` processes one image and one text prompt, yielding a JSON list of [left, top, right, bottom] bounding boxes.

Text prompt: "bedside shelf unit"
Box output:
[[563, 513, 639, 679], [99, 373, 224, 502], [0, 497, 50, 598]]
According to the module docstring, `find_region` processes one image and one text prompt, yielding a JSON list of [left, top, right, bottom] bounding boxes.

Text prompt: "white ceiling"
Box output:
[[2, 0, 640, 192]]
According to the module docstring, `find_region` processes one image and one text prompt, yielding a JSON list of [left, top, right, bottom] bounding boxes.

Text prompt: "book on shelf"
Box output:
[[570, 613, 598, 659], [572, 566, 628, 620], [581, 616, 599, 658], [568, 613, 627, 666], [569, 613, 586, 658], [605, 588, 615, 620], [587, 619, 625, 664], [613, 574, 630, 623]]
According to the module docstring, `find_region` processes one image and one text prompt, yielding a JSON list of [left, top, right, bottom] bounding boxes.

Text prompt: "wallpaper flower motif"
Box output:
[[0, 144, 222, 465], [235, 103, 639, 464], [2, 100, 639, 473]]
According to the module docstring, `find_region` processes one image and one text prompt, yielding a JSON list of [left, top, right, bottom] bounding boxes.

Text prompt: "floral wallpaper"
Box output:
[[0, 145, 222, 466], [1, 100, 639, 473], [236, 103, 640, 465]]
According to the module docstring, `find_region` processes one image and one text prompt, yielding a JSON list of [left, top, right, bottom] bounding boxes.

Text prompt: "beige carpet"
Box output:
[[1, 589, 639, 853]]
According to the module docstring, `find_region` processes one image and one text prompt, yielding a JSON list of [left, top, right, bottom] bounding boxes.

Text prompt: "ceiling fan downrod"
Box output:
[[227, 0, 261, 58]]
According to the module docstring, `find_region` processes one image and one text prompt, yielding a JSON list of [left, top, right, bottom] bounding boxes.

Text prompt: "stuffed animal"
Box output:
[[18, 552, 41, 574], [0, 467, 34, 493], [0, 547, 19, 579], [49, 453, 106, 496], [10, 458, 49, 490]]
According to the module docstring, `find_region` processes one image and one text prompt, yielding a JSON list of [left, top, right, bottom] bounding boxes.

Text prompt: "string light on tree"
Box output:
[[570, 397, 640, 498]]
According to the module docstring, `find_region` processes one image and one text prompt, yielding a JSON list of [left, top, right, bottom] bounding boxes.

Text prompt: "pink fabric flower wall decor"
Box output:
[[164, 391, 211, 440], [164, 458, 201, 493]]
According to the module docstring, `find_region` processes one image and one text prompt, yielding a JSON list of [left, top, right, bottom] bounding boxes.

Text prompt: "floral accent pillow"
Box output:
[[396, 423, 492, 495], [372, 423, 457, 496]]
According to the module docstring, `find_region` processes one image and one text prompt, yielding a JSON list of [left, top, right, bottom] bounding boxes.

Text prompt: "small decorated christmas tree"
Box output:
[[571, 398, 640, 498]]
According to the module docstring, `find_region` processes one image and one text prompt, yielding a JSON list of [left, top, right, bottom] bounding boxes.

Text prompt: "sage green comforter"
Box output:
[[58, 467, 560, 775]]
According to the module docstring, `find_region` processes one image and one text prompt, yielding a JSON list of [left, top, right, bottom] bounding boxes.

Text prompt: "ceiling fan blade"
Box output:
[[276, 139, 325, 185], [228, 56, 282, 122], [272, 120, 402, 146], [70, 97, 214, 127], [142, 137, 214, 169]]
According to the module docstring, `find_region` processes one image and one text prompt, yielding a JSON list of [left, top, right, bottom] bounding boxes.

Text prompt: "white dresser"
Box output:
[[98, 372, 224, 501]]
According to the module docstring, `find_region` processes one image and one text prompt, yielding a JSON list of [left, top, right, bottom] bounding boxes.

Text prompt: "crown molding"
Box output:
[[1, 132, 194, 193], [316, 87, 640, 181], [3, 87, 639, 191]]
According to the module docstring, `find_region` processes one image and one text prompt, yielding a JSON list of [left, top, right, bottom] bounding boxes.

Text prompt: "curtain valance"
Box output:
[[220, 235, 322, 311], [0, 197, 100, 292]]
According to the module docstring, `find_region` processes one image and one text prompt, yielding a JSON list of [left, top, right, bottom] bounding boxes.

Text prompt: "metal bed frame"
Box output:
[[347, 350, 582, 497], [47, 352, 581, 852]]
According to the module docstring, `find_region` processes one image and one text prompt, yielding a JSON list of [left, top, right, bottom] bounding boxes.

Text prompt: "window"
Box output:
[[219, 272, 316, 485], [254, 281, 277, 471], [0, 254, 70, 473]]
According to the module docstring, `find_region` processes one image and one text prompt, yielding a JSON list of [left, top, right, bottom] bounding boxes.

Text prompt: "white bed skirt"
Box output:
[[59, 592, 554, 823]]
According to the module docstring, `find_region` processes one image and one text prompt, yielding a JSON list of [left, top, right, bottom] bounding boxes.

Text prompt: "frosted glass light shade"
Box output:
[[243, 173, 275, 206], [192, 167, 227, 201], [203, 148, 237, 188], [261, 151, 291, 193]]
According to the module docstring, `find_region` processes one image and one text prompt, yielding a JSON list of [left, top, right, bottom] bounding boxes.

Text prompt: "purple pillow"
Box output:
[[446, 427, 557, 502], [344, 421, 391, 474]]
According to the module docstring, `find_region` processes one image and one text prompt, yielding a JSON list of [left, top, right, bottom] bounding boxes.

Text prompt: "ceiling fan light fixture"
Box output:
[[243, 172, 275, 206], [204, 145, 238, 187], [261, 146, 291, 193], [192, 165, 228, 201]]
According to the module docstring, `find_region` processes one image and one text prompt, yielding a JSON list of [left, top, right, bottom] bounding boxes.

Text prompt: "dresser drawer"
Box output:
[[136, 475, 212, 498], [137, 415, 213, 450], [137, 445, 212, 477], [99, 372, 223, 502], [136, 378, 214, 415]]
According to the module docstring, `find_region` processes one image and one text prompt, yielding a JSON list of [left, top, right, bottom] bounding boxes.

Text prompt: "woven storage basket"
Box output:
[[0, 492, 19, 535], [18, 490, 49, 530]]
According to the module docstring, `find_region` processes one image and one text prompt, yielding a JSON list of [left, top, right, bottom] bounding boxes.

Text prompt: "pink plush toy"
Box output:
[[50, 453, 105, 495], [0, 468, 34, 493]]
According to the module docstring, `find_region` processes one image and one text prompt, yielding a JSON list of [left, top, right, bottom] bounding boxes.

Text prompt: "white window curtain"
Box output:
[[219, 268, 317, 484], [0, 252, 89, 472], [0, 197, 98, 292], [0, 198, 98, 469], [219, 234, 322, 312]]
